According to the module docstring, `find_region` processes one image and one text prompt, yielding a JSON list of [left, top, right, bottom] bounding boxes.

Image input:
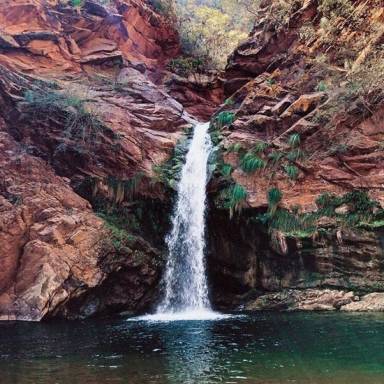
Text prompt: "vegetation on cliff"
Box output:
[[153, 0, 254, 70]]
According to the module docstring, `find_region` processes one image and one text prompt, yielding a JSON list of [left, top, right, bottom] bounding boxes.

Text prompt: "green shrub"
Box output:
[[23, 88, 111, 155], [153, 131, 192, 189], [216, 111, 235, 127], [316, 81, 327, 92], [97, 210, 137, 251], [224, 97, 234, 106], [167, 57, 203, 76], [268, 187, 282, 207], [267, 187, 282, 215], [240, 153, 265, 173], [220, 163, 233, 177], [288, 133, 301, 148], [226, 142, 243, 154], [253, 141, 269, 153], [71, 0, 82, 6], [284, 164, 299, 180], [286, 148, 305, 161], [218, 183, 248, 218], [268, 151, 284, 166], [314, 190, 381, 227]]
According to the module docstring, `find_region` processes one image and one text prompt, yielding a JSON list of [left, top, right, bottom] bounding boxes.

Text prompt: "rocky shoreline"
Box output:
[[245, 289, 384, 312]]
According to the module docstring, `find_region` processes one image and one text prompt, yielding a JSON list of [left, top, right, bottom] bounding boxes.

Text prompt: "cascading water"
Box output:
[[134, 122, 226, 321], [156, 122, 213, 318]]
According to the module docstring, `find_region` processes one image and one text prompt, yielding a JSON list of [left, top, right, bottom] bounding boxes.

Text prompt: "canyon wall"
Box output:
[[0, 0, 186, 320], [207, 0, 384, 311], [0, 0, 383, 320]]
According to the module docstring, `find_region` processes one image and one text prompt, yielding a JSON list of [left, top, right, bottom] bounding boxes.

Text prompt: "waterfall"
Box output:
[[156, 122, 213, 316]]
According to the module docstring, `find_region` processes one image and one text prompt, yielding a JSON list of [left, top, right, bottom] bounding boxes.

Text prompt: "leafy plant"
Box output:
[[286, 148, 305, 161], [167, 57, 203, 76], [226, 142, 243, 154], [220, 163, 233, 177], [267, 187, 282, 215], [253, 141, 269, 153], [97, 210, 137, 251], [288, 133, 301, 148], [218, 183, 248, 218], [152, 129, 193, 189], [240, 153, 265, 173], [71, 0, 82, 6], [224, 97, 235, 106], [268, 151, 284, 166], [316, 81, 327, 92], [314, 190, 381, 227], [23, 88, 112, 156], [284, 164, 299, 180], [216, 111, 235, 127]]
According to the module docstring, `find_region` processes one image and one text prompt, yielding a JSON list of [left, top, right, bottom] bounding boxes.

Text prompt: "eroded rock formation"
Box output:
[[0, 0, 189, 320], [207, 0, 384, 311], [0, 0, 383, 320], [220, 0, 384, 210]]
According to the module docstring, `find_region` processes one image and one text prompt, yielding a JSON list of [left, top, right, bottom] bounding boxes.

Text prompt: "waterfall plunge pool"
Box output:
[[1, 312, 384, 384]]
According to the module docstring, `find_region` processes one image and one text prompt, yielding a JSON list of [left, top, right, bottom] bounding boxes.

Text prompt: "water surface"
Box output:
[[1, 312, 384, 383]]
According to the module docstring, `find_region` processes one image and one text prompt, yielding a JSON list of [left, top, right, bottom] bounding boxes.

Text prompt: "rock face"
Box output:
[[0, 0, 188, 320], [1, 0, 383, 320], [220, 0, 384, 211], [0, 0, 179, 75], [0, 130, 105, 320], [205, 0, 384, 311], [165, 71, 224, 121], [208, 210, 384, 309]]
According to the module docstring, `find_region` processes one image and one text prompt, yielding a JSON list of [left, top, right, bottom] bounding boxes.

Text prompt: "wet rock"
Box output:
[[208, 210, 384, 310], [341, 293, 384, 312], [246, 289, 355, 311]]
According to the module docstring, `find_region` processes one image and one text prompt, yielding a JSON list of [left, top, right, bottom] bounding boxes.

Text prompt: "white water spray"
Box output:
[[157, 122, 213, 316], [134, 122, 229, 321]]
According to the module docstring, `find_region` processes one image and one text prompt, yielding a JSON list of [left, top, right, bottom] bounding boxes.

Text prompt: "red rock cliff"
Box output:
[[0, 0, 191, 320]]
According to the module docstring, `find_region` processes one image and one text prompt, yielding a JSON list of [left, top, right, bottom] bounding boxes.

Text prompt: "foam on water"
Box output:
[[131, 310, 230, 322]]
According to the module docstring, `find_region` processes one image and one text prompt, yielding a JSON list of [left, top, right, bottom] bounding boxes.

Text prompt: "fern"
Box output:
[[224, 97, 234, 106], [288, 133, 301, 148], [286, 148, 304, 161], [221, 163, 233, 177], [267, 187, 282, 214], [219, 183, 248, 218], [241, 153, 265, 173], [216, 111, 235, 127], [268, 151, 284, 166], [226, 142, 243, 153], [253, 141, 269, 153], [284, 164, 299, 180], [229, 183, 247, 218]]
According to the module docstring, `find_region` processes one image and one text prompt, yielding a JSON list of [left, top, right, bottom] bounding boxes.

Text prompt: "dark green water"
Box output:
[[1, 312, 384, 383]]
